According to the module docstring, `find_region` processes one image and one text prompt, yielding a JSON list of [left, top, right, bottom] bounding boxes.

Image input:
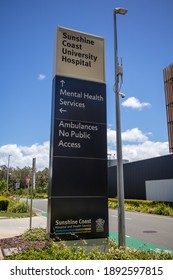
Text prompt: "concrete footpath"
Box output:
[[0, 215, 47, 239]]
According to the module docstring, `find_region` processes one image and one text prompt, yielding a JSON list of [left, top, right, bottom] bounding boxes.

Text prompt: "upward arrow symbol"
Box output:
[[60, 80, 65, 87]]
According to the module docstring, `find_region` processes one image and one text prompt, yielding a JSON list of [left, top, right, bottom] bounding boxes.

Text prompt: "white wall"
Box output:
[[145, 179, 173, 202]]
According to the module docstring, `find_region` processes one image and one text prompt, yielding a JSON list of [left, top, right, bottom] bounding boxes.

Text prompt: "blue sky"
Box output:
[[0, 0, 172, 169]]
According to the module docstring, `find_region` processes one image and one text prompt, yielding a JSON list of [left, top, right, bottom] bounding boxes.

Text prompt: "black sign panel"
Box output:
[[53, 119, 107, 158], [48, 28, 108, 241], [48, 75, 108, 240], [49, 197, 108, 240], [55, 76, 106, 123], [51, 157, 107, 196]]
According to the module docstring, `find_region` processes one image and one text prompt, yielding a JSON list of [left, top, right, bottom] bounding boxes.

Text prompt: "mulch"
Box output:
[[0, 236, 48, 252]]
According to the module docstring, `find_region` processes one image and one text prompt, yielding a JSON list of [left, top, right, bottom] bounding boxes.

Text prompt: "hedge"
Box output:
[[0, 196, 10, 211]]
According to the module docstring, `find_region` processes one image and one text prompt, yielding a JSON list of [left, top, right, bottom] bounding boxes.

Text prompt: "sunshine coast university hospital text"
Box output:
[[61, 32, 98, 67]]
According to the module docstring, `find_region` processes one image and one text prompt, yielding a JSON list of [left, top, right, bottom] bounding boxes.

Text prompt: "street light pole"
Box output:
[[6, 154, 12, 191], [114, 7, 128, 249]]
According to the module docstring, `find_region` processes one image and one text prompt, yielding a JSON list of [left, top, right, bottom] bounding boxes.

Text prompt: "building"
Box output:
[[163, 64, 173, 152], [108, 154, 173, 202]]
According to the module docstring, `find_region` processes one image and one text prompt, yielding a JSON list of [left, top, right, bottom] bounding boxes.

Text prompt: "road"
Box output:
[[109, 208, 173, 250], [30, 198, 48, 213], [30, 199, 173, 250]]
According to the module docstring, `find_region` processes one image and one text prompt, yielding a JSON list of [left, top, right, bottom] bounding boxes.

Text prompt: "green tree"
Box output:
[[0, 165, 49, 195], [36, 168, 48, 193], [0, 179, 6, 194], [0, 165, 7, 181]]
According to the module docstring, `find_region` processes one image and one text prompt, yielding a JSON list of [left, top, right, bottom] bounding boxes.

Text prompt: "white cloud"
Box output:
[[122, 141, 168, 162], [122, 96, 151, 110], [107, 128, 116, 145], [37, 73, 46, 80], [107, 127, 149, 144], [107, 128, 169, 161], [0, 142, 49, 170], [122, 128, 149, 142]]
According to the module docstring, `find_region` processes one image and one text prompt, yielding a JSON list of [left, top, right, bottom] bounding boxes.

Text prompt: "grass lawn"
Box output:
[[0, 211, 36, 218]]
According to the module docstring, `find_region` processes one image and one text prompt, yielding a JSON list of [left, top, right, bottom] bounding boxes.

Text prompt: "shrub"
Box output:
[[4, 228, 173, 260], [22, 228, 47, 241], [7, 200, 30, 213], [108, 198, 173, 216], [33, 192, 48, 199], [108, 200, 118, 209], [6, 238, 173, 260], [15, 188, 28, 197], [0, 196, 9, 210], [149, 203, 173, 216]]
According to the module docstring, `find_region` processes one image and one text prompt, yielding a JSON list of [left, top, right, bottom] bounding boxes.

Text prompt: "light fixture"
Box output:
[[119, 92, 126, 98], [114, 8, 128, 15]]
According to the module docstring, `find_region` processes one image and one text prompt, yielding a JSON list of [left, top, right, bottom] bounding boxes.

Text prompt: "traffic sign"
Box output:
[[25, 176, 30, 185]]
